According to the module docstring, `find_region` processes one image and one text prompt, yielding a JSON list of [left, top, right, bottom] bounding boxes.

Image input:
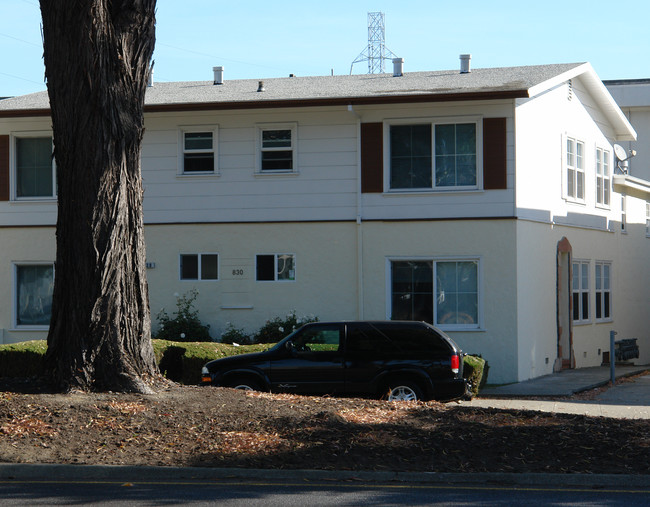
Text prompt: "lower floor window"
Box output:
[[572, 260, 590, 323], [180, 254, 218, 280], [15, 264, 54, 327], [391, 259, 479, 328], [256, 254, 295, 281], [595, 262, 611, 321]]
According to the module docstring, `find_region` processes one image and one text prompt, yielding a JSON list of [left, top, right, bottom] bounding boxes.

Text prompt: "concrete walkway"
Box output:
[[462, 365, 650, 419]]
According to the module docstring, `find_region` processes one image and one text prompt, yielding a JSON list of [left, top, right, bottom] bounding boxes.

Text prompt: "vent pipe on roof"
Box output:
[[257, 81, 265, 92], [460, 54, 471, 74], [213, 66, 224, 85], [147, 66, 154, 87], [392, 57, 404, 77]]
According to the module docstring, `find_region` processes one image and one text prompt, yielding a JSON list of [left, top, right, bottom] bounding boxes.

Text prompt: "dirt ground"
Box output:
[[1, 378, 649, 474]]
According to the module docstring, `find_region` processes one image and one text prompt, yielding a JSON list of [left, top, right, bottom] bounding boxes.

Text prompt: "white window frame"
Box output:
[[572, 259, 590, 324], [177, 126, 218, 175], [621, 195, 627, 234], [255, 123, 298, 175], [255, 253, 296, 282], [385, 116, 483, 192], [11, 132, 56, 201], [595, 147, 611, 208], [646, 201, 650, 237], [179, 253, 219, 281], [564, 136, 585, 203], [12, 262, 55, 330], [594, 261, 612, 322], [386, 256, 483, 331]]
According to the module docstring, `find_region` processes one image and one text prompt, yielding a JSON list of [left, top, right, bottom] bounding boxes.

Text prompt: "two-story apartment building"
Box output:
[[1, 60, 648, 384]]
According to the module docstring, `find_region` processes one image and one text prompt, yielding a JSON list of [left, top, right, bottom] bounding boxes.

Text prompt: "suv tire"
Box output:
[[385, 381, 424, 401], [226, 378, 260, 392]]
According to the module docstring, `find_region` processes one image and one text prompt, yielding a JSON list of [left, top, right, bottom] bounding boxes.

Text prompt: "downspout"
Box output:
[[348, 104, 364, 319]]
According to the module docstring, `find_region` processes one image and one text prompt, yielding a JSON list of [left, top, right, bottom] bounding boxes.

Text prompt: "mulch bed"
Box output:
[[1, 379, 649, 474]]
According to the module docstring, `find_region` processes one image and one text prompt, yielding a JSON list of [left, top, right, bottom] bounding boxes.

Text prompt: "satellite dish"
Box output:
[[614, 144, 628, 161]]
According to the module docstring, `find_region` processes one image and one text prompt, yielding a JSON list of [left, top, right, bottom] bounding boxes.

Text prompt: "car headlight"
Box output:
[[201, 366, 209, 375]]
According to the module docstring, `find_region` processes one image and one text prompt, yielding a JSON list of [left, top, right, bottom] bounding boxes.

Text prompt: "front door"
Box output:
[[269, 323, 345, 394]]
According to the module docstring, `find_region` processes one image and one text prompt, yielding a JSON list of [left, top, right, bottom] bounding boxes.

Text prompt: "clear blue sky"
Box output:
[[2, 0, 649, 97]]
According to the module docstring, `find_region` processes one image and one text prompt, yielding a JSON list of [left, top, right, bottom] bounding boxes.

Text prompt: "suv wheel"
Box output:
[[227, 379, 260, 392], [386, 382, 423, 402]]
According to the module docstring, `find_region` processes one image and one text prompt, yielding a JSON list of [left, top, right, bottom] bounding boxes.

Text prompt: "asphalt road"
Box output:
[[1, 477, 650, 506]]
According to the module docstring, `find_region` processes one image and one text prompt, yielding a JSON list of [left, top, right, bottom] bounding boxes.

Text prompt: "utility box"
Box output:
[[615, 338, 639, 361]]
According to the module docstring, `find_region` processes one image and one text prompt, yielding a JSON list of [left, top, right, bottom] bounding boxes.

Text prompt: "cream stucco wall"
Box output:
[[0, 227, 55, 344]]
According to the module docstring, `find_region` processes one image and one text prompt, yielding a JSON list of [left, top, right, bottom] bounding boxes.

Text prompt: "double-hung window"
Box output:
[[180, 254, 218, 281], [390, 258, 480, 329], [595, 261, 611, 321], [595, 147, 611, 207], [180, 128, 217, 174], [14, 263, 54, 328], [389, 121, 478, 190], [256, 254, 295, 281], [14, 135, 55, 199], [572, 260, 590, 323], [566, 137, 585, 201], [257, 124, 297, 173]]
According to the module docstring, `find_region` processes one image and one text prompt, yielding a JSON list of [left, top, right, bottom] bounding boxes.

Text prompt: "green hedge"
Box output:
[[0, 340, 273, 386], [463, 354, 489, 398], [0, 340, 47, 378], [1, 340, 488, 395]]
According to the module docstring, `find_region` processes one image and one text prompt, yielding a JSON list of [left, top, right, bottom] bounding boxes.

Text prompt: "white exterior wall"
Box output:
[[145, 222, 359, 339], [0, 227, 55, 344], [359, 219, 518, 384]]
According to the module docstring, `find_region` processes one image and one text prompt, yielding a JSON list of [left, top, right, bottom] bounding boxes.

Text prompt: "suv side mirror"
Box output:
[[285, 340, 294, 351]]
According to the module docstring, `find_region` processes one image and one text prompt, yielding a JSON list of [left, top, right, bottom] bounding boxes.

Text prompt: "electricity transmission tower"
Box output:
[[350, 12, 398, 74]]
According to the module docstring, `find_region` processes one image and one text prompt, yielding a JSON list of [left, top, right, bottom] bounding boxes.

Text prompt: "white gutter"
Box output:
[[613, 174, 650, 200]]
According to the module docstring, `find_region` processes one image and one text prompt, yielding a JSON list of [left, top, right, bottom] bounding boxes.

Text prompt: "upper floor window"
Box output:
[[14, 136, 55, 199], [257, 124, 297, 173], [389, 121, 478, 190], [572, 260, 590, 323], [256, 254, 295, 281], [14, 263, 54, 328], [595, 147, 611, 207], [180, 253, 218, 280], [646, 201, 650, 237], [180, 128, 217, 174], [566, 137, 585, 201]]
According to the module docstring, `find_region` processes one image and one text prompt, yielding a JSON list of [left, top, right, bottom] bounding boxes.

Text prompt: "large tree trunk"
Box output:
[[41, 0, 159, 392]]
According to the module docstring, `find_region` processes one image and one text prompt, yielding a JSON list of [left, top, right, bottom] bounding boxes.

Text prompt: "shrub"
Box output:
[[220, 323, 252, 345], [154, 289, 211, 342], [0, 340, 47, 378], [463, 354, 489, 398], [253, 310, 319, 344]]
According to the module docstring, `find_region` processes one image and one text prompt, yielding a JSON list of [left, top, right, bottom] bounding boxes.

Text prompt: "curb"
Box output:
[[1, 464, 649, 488]]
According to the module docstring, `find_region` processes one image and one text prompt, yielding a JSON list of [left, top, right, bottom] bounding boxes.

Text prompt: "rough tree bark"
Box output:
[[40, 0, 159, 393]]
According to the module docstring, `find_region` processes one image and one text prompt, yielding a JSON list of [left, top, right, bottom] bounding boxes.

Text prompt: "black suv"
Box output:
[[202, 321, 467, 401]]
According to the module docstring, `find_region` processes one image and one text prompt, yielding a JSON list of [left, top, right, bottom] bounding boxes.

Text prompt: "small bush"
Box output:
[[154, 289, 211, 342], [220, 323, 252, 345], [253, 310, 318, 344], [463, 354, 489, 398]]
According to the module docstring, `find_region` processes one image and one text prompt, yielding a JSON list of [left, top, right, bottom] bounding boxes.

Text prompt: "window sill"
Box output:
[[385, 188, 483, 196], [595, 318, 613, 324], [176, 172, 220, 179], [10, 198, 57, 204], [572, 320, 592, 326], [9, 326, 49, 332], [254, 170, 299, 178], [438, 326, 485, 333]]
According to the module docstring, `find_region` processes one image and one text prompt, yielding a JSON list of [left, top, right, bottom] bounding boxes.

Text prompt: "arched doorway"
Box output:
[[555, 237, 574, 371]]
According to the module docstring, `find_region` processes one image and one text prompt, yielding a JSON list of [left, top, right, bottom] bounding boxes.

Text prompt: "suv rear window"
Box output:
[[345, 322, 450, 359]]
